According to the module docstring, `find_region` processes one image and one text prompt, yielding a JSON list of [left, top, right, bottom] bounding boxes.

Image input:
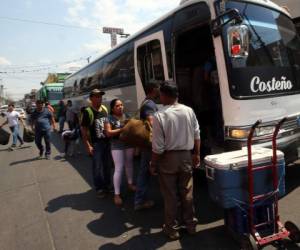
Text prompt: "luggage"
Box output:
[[23, 127, 35, 142], [0, 128, 10, 145], [204, 147, 285, 208], [119, 118, 152, 148]]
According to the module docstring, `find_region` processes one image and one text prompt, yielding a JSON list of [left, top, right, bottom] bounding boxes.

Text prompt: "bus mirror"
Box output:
[[227, 25, 249, 58]]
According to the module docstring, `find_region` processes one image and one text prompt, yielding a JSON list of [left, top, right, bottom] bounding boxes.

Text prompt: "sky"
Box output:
[[0, 0, 179, 100]]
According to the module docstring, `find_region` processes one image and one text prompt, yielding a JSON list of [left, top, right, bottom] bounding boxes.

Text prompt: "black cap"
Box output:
[[90, 89, 105, 97]]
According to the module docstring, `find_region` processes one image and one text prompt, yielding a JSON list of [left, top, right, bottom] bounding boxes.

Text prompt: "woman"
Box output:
[[104, 99, 136, 206]]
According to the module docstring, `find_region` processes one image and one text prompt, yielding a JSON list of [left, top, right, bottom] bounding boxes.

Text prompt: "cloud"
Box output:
[[0, 57, 12, 66], [64, 0, 178, 53]]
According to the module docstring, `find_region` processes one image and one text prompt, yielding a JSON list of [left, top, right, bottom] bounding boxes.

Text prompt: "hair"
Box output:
[[145, 82, 159, 95], [36, 100, 44, 104], [110, 98, 122, 115], [160, 81, 178, 98], [67, 100, 72, 104]]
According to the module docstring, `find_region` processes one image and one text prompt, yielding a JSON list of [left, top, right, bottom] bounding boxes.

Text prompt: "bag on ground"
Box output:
[[119, 118, 152, 148], [23, 127, 35, 142], [0, 128, 10, 145]]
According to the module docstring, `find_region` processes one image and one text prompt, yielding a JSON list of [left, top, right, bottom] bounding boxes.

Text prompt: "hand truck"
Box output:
[[242, 118, 300, 249]]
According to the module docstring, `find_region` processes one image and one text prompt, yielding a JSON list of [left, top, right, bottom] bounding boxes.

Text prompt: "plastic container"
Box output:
[[204, 147, 285, 209]]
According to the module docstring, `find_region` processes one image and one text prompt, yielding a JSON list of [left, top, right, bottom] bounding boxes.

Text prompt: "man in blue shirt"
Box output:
[[134, 82, 160, 210], [31, 100, 56, 159]]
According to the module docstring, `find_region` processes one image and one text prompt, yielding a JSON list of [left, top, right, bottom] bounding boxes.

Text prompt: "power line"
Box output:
[[0, 16, 99, 30], [0, 51, 101, 74]]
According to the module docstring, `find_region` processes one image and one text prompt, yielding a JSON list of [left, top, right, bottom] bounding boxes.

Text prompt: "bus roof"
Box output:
[[66, 0, 289, 81], [42, 83, 64, 87]]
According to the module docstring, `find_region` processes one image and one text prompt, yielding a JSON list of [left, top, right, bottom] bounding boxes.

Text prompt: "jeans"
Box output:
[[134, 149, 152, 205], [58, 116, 65, 133], [35, 129, 51, 156], [92, 140, 111, 191], [9, 125, 23, 146]]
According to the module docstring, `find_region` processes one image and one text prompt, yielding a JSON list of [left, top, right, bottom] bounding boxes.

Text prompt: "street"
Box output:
[[1, 123, 300, 250]]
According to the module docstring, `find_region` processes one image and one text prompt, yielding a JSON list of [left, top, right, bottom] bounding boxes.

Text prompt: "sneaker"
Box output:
[[36, 155, 43, 160], [114, 195, 123, 206], [19, 142, 24, 147], [162, 225, 180, 240], [96, 189, 106, 198], [134, 200, 155, 211], [45, 155, 50, 160], [11, 144, 16, 148]]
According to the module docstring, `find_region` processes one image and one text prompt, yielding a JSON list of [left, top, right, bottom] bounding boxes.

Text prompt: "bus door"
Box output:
[[134, 31, 170, 107]]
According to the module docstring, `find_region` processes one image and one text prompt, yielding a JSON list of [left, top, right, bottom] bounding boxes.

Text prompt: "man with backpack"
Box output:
[[81, 89, 111, 198]]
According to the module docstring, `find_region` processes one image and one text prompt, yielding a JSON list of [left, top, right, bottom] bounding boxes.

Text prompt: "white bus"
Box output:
[[64, 0, 300, 163]]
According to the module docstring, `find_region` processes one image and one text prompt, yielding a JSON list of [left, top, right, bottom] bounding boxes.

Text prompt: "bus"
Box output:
[[37, 83, 64, 117], [64, 0, 300, 163], [271, 0, 300, 35]]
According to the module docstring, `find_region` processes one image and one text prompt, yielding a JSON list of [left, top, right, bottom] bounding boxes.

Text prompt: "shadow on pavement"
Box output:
[[98, 225, 239, 250], [10, 156, 40, 166], [284, 164, 300, 195]]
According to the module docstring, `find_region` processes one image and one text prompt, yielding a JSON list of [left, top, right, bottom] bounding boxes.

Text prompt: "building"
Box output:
[[43, 73, 71, 84]]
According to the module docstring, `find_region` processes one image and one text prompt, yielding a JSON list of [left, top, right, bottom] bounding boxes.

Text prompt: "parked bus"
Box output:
[[64, 0, 300, 163], [37, 83, 64, 117]]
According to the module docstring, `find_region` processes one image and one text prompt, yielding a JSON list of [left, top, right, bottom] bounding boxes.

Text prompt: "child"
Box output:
[[61, 127, 80, 157]]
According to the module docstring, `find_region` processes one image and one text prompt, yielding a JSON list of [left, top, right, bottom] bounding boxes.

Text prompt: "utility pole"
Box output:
[[0, 79, 4, 106], [103, 27, 130, 48]]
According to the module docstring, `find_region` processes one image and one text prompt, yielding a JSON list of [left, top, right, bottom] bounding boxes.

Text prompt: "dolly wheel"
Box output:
[[285, 221, 300, 243], [240, 235, 258, 250]]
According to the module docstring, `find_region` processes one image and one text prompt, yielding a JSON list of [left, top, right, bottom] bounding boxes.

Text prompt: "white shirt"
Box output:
[[6, 111, 20, 127], [152, 103, 200, 154]]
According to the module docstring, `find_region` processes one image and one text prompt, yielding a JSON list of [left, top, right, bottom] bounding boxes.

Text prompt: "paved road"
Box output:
[[0, 122, 300, 250]]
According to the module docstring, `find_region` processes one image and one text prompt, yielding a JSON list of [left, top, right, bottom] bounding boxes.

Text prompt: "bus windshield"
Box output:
[[48, 91, 63, 102], [224, 1, 300, 99]]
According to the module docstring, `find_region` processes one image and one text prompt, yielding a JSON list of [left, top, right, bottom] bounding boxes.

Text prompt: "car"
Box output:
[[15, 108, 27, 119]]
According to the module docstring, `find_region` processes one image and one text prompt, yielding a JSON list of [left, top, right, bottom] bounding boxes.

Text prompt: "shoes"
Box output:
[[186, 227, 197, 235], [36, 155, 43, 160], [128, 183, 136, 192], [162, 225, 180, 240], [45, 155, 50, 160], [114, 195, 123, 206], [134, 200, 155, 211], [19, 142, 24, 147], [96, 189, 106, 198]]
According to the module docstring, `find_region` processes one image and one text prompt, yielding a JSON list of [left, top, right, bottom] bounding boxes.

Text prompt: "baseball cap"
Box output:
[[89, 89, 105, 97]]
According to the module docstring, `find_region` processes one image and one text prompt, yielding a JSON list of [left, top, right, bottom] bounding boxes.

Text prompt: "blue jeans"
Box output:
[[35, 129, 51, 156], [58, 116, 65, 133], [9, 125, 23, 146], [134, 149, 152, 205], [92, 140, 111, 191]]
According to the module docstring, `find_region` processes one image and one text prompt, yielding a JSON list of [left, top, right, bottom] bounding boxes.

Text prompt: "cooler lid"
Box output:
[[204, 147, 284, 170]]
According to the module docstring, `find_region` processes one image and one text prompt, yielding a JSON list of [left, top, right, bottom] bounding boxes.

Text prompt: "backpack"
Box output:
[[85, 105, 108, 126]]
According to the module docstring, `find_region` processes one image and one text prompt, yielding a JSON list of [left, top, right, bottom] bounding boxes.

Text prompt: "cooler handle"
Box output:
[[206, 166, 215, 180]]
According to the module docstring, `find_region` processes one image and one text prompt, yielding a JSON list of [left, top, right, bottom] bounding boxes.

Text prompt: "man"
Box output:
[[134, 82, 160, 211], [81, 89, 111, 198], [151, 82, 201, 240], [31, 100, 56, 159], [0, 103, 24, 150], [66, 100, 76, 130]]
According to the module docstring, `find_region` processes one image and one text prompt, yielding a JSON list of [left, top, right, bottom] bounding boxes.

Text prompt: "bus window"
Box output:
[[79, 78, 85, 92], [137, 39, 165, 88]]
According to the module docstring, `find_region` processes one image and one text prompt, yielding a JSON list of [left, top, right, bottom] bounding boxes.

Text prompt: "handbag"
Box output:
[[0, 128, 10, 145], [23, 127, 35, 143], [119, 118, 152, 148]]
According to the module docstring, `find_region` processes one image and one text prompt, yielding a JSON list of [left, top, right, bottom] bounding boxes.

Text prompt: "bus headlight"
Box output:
[[230, 129, 249, 139]]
